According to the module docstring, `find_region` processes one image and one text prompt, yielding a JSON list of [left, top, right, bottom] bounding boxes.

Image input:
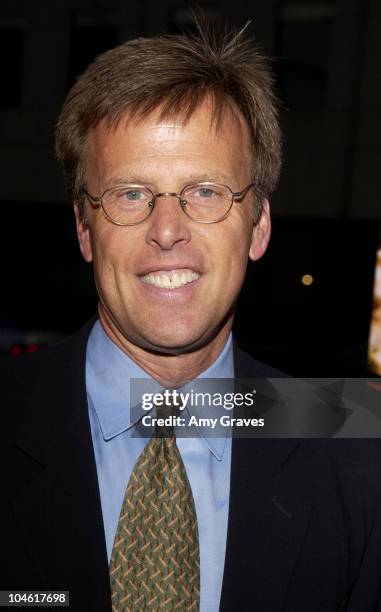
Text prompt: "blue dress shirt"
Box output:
[[86, 320, 234, 612]]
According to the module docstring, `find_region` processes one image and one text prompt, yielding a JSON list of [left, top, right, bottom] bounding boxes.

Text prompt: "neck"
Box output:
[[98, 305, 232, 387]]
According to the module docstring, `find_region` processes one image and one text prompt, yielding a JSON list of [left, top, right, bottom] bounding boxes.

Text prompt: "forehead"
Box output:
[[85, 98, 252, 184]]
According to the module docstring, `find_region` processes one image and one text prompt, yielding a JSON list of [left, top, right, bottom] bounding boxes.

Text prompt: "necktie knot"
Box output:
[[155, 390, 183, 438]]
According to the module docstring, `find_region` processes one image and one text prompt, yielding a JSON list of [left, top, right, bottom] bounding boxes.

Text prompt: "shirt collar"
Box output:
[[86, 320, 235, 460]]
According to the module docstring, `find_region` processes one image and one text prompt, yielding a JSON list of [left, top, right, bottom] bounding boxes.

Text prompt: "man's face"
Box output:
[[75, 100, 271, 354]]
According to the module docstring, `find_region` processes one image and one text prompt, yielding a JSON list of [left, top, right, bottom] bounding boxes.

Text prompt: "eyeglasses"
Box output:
[[81, 181, 255, 226]]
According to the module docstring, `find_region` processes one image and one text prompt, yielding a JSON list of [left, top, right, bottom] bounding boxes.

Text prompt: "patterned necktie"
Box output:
[[109, 396, 200, 611]]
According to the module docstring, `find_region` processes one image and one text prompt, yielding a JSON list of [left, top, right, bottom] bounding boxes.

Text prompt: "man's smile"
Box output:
[[140, 268, 201, 289]]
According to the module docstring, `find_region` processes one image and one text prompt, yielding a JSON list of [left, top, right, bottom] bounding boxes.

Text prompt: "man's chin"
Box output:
[[98, 300, 234, 357], [133, 330, 212, 356], [98, 303, 203, 353]]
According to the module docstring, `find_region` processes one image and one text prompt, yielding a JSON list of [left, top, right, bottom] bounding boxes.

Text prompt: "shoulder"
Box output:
[[0, 317, 96, 432], [307, 438, 381, 481], [231, 343, 381, 498], [294, 438, 381, 511]]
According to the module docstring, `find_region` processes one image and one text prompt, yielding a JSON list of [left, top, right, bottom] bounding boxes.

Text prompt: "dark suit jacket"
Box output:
[[1, 318, 381, 611]]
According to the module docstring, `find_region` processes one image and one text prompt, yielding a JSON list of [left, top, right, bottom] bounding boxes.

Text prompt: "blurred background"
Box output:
[[0, 0, 380, 376]]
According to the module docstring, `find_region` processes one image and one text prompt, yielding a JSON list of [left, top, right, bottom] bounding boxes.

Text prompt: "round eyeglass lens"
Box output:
[[103, 186, 154, 225], [181, 184, 232, 222]]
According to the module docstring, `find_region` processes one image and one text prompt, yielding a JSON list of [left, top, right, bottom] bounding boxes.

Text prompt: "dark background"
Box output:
[[0, 0, 380, 376]]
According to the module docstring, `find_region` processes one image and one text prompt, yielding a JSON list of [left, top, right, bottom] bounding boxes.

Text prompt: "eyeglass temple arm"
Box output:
[[232, 183, 255, 200], [81, 188, 102, 209]]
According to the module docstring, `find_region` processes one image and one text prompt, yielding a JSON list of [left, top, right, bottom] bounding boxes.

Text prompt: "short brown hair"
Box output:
[[55, 22, 282, 217]]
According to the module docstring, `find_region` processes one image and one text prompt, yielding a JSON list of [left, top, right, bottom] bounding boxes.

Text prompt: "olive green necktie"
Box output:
[[109, 400, 200, 611]]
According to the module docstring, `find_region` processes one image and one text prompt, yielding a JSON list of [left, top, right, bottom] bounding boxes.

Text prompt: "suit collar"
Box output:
[[86, 320, 234, 462]]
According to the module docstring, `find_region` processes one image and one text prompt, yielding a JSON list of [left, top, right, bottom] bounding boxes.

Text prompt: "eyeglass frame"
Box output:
[[80, 181, 256, 226]]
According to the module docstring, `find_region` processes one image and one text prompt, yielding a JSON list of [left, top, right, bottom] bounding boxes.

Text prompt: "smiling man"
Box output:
[[2, 22, 381, 612], [76, 99, 269, 384]]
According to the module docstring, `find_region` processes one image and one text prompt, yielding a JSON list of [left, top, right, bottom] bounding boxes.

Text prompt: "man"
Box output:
[[1, 22, 381, 612]]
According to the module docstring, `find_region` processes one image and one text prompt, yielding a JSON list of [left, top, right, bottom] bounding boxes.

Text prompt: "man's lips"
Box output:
[[139, 268, 201, 289]]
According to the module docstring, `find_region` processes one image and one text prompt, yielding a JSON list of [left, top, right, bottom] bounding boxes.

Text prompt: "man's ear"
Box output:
[[74, 203, 93, 263], [249, 198, 271, 262]]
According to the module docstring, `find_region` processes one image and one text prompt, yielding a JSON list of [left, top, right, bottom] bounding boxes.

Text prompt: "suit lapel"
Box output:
[[220, 438, 311, 611], [219, 347, 312, 611], [11, 319, 111, 611]]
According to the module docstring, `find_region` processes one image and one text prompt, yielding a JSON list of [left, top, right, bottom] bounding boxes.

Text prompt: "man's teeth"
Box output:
[[142, 270, 200, 289]]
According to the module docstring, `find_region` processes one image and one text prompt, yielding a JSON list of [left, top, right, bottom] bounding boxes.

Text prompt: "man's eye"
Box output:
[[197, 188, 214, 198], [112, 188, 151, 206], [125, 190, 143, 200]]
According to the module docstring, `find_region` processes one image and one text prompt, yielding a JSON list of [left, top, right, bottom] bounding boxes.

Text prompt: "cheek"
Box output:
[[225, 252, 249, 297], [213, 223, 252, 279], [91, 224, 126, 269], [91, 233, 123, 291]]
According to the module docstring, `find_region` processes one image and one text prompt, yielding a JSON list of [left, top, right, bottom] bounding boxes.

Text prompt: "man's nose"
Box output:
[[145, 194, 191, 250]]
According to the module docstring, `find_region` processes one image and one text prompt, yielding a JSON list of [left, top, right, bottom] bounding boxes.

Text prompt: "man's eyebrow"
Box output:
[[103, 175, 154, 188], [186, 172, 233, 184]]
